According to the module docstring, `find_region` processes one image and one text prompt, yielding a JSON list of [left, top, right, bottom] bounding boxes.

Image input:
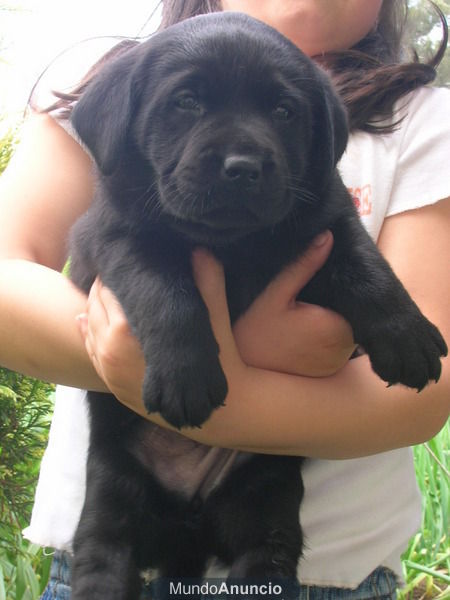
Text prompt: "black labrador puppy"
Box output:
[[69, 12, 447, 599]]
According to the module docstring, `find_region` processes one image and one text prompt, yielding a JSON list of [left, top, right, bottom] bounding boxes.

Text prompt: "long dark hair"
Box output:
[[321, 2, 448, 132], [39, 0, 448, 133]]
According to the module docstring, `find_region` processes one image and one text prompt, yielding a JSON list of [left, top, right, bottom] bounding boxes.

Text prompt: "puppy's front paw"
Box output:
[[142, 345, 228, 428], [364, 310, 447, 391]]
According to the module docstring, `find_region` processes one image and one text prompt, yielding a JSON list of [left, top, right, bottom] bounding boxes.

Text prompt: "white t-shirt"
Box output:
[[23, 86, 450, 589]]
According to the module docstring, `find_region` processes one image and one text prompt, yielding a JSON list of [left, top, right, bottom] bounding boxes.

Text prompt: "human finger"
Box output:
[[192, 248, 240, 367], [263, 230, 333, 308], [95, 280, 131, 333], [84, 278, 110, 344], [83, 322, 105, 378], [76, 278, 121, 375]]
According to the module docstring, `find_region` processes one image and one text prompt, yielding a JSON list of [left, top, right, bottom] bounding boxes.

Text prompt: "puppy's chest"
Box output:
[[217, 232, 311, 322], [129, 421, 251, 501]]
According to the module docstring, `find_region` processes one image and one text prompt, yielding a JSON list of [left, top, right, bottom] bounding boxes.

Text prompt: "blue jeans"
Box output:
[[40, 551, 397, 600]]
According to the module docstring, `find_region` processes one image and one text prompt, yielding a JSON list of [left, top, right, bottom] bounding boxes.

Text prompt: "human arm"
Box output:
[[81, 198, 450, 458], [0, 113, 108, 390]]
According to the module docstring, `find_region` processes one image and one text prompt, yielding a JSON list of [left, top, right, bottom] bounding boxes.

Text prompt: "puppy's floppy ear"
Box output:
[[71, 44, 145, 175], [308, 68, 349, 189]]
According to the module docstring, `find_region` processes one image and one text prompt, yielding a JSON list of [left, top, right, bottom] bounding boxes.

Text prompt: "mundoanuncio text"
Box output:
[[169, 581, 284, 596]]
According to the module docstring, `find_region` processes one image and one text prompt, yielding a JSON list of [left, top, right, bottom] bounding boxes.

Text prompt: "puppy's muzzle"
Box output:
[[221, 154, 262, 191], [161, 132, 291, 243]]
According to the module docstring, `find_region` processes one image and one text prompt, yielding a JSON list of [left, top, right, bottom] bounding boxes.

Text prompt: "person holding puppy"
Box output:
[[0, 1, 449, 598]]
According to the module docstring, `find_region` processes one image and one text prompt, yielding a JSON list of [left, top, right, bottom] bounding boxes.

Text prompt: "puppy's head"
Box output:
[[72, 12, 348, 245]]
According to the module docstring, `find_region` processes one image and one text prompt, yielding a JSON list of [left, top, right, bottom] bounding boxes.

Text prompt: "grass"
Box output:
[[400, 422, 450, 599]]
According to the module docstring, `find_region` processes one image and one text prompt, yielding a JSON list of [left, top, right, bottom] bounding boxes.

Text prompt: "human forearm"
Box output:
[[176, 352, 449, 458], [0, 259, 107, 391], [85, 254, 448, 460], [115, 339, 449, 459]]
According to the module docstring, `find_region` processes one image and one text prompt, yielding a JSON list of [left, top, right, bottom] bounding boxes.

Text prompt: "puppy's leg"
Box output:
[[211, 456, 303, 599], [137, 270, 228, 429], [71, 393, 145, 600], [300, 203, 447, 391], [228, 546, 300, 600], [71, 539, 140, 600], [91, 234, 227, 428], [71, 468, 142, 599], [152, 557, 208, 600], [146, 502, 209, 600]]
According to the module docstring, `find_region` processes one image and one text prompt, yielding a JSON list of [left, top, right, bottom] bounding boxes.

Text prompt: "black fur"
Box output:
[[68, 12, 447, 599]]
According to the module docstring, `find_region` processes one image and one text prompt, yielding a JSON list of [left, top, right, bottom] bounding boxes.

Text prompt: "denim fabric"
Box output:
[[40, 551, 397, 600], [40, 551, 71, 600], [296, 567, 397, 600]]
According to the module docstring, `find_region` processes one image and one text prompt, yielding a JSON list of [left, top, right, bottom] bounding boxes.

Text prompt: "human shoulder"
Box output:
[[344, 86, 450, 163], [10, 110, 73, 150], [339, 86, 450, 237], [385, 86, 450, 217], [394, 86, 450, 143], [0, 110, 95, 268], [399, 85, 450, 116], [11, 111, 92, 176]]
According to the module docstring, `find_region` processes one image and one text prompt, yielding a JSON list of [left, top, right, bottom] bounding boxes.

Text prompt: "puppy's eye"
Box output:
[[175, 92, 202, 113], [272, 103, 294, 121]]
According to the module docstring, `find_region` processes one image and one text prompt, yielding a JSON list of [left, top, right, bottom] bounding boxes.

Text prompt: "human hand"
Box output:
[[76, 273, 244, 422], [196, 230, 356, 377], [76, 278, 147, 414]]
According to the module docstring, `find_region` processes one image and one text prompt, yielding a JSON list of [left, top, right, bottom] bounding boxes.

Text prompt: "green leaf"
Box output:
[[0, 384, 16, 401], [15, 555, 25, 600], [0, 564, 6, 600], [403, 559, 450, 585]]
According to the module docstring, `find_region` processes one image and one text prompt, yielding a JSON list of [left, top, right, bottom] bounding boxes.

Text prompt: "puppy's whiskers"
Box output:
[[285, 176, 318, 206], [140, 182, 163, 221], [166, 179, 203, 220]]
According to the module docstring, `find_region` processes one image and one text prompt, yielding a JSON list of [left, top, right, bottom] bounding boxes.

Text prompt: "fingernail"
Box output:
[[312, 231, 330, 247]]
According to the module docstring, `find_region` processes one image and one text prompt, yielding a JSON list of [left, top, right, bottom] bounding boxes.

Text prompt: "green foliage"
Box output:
[[406, 0, 450, 87], [0, 123, 18, 175], [0, 369, 54, 599], [0, 370, 54, 544], [0, 539, 51, 600], [400, 423, 450, 599]]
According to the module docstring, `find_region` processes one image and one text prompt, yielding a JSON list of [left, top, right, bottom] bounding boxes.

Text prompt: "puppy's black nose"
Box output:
[[222, 155, 262, 186]]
